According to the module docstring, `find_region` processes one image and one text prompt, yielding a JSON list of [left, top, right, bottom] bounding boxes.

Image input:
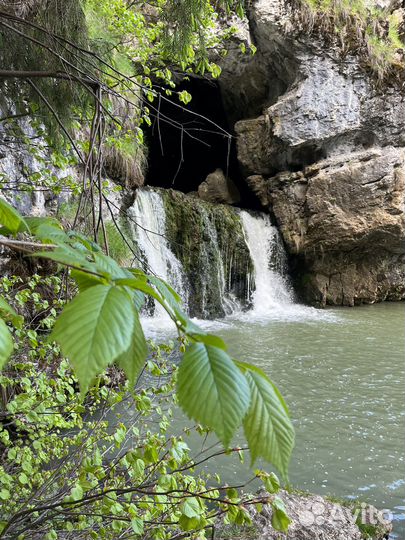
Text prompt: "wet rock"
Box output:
[[160, 189, 252, 318], [197, 169, 241, 205]]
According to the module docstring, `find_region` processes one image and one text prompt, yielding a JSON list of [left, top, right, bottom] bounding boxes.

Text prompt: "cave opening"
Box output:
[[144, 76, 261, 209]]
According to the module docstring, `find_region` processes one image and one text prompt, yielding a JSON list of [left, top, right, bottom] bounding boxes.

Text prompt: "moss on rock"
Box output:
[[161, 189, 253, 318]]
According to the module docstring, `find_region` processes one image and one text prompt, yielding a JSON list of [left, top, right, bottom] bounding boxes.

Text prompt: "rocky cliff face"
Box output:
[[218, 0, 405, 306]]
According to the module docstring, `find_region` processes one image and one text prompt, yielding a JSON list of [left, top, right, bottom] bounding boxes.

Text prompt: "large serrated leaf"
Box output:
[[51, 285, 134, 394], [243, 370, 294, 480], [0, 197, 28, 234], [35, 224, 70, 244], [177, 343, 250, 446], [115, 309, 148, 386], [0, 319, 13, 370], [0, 297, 23, 328], [24, 216, 62, 234], [32, 246, 101, 276]]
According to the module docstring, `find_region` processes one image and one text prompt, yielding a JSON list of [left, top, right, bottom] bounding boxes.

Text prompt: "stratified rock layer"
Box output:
[[248, 148, 405, 305]]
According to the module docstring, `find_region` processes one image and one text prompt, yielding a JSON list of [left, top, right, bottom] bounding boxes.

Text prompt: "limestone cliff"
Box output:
[[218, 0, 405, 306]]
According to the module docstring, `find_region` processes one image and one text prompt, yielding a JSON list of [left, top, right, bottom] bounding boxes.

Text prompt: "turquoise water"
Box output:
[[165, 302, 405, 537]]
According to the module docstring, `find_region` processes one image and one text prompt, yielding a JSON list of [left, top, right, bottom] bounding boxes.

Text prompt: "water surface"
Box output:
[[167, 302, 405, 537]]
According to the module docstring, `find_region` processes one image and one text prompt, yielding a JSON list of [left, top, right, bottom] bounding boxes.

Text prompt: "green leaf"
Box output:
[[71, 269, 106, 292], [0, 296, 22, 328], [115, 310, 147, 386], [131, 517, 144, 535], [35, 223, 70, 244], [51, 285, 134, 394], [177, 344, 250, 446], [178, 90, 192, 104], [178, 515, 201, 531], [190, 333, 227, 350], [243, 370, 294, 480], [267, 472, 281, 494], [93, 252, 128, 278], [0, 319, 13, 370], [114, 277, 170, 315], [70, 484, 84, 501], [24, 216, 62, 234], [147, 274, 182, 305], [0, 197, 28, 234], [271, 496, 292, 532], [181, 497, 201, 518], [32, 246, 101, 276]]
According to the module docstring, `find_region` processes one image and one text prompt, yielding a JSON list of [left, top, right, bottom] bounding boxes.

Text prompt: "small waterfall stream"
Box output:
[[127, 189, 189, 320], [240, 210, 293, 315]]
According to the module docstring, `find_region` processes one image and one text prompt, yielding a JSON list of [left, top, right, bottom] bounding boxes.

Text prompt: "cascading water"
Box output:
[[127, 187, 303, 325], [240, 210, 294, 316], [127, 189, 189, 321]]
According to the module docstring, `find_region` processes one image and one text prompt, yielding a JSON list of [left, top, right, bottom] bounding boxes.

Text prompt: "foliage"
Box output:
[[0, 274, 290, 539], [0, 194, 294, 471]]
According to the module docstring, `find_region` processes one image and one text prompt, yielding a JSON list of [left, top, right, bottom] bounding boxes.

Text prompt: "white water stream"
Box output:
[[240, 210, 293, 315], [127, 189, 189, 327]]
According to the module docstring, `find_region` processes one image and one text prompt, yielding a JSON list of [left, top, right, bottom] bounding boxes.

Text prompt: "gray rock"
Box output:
[[217, 0, 405, 306], [197, 169, 240, 205], [233, 490, 393, 540]]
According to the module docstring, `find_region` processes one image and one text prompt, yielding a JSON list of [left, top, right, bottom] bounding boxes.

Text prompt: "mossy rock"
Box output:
[[162, 189, 253, 318]]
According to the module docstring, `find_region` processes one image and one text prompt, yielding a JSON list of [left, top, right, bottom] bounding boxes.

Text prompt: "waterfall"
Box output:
[[127, 187, 298, 326], [240, 210, 294, 315], [127, 189, 189, 320]]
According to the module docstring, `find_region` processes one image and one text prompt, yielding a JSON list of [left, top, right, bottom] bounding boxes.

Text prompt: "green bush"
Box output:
[[0, 276, 260, 539]]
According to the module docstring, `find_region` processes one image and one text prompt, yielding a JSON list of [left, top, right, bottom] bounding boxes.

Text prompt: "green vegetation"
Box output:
[[0, 274, 256, 538], [0, 197, 294, 538], [294, 0, 404, 82]]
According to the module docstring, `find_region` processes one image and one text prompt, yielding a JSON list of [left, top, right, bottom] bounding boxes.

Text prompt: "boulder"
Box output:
[[249, 148, 405, 305], [197, 169, 240, 205], [228, 490, 393, 540]]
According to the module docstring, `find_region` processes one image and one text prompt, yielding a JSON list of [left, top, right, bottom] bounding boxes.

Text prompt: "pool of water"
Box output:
[[142, 302, 405, 537]]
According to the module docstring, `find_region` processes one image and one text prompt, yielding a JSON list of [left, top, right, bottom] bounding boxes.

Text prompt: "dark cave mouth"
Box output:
[[144, 77, 261, 210]]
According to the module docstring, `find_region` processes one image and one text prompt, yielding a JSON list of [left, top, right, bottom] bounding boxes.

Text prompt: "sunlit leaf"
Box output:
[[271, 496, 292, 532], [0, 197, 27, 234], [177, 343, 250, 446], [243, 369, 294, 480], [116, 309, 147, 386], [0, 319, 13, 370], [51, 285, 134, 394]]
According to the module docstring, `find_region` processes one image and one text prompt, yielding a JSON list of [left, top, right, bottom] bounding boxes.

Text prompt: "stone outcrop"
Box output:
[[218, 0, 405, 306], [197, 169, 241, 205], [223, 490, 392, 540], [249, 148, 405, 305]]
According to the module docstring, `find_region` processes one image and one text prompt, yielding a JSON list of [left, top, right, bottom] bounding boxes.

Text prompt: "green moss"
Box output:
[[162, 189, 253, 318]]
